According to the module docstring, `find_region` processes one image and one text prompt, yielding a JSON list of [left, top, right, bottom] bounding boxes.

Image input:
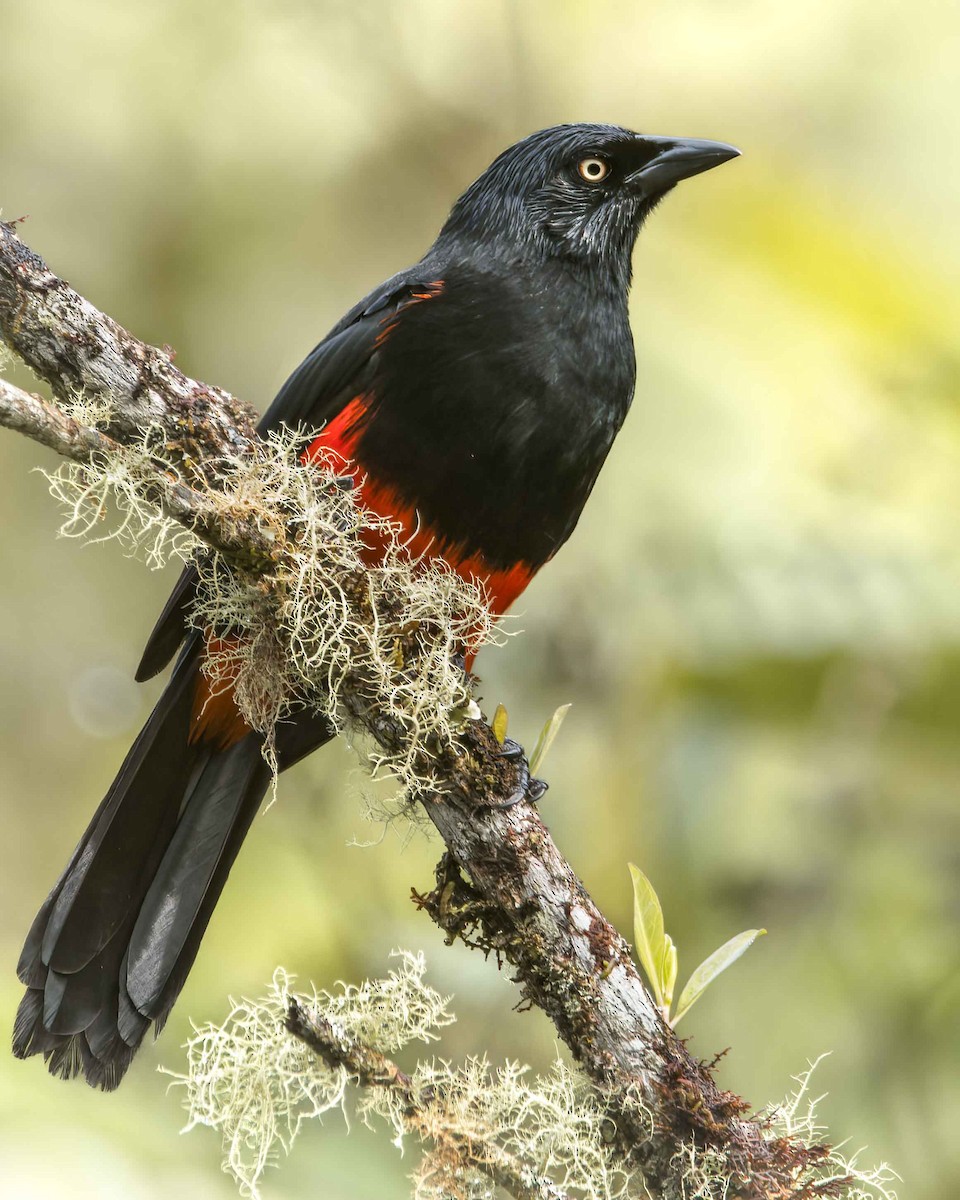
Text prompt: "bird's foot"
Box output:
[[490, 738, 549, 808]]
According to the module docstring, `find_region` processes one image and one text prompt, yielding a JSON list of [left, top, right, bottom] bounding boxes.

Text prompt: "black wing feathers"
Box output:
[[13, 662, 285, 1088], [13, 275, 438, 1088], [135, 566, 200, 682]]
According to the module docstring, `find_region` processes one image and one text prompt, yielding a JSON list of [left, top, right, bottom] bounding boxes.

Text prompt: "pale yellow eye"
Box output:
[[577, 156, 610, 183]]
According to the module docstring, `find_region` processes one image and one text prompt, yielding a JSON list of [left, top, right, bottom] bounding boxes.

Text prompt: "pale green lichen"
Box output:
[[55, 384, 117, 430], [766, 1057, 898, 1199], [188, 429, 501, 792], [43, 421, 198, 569], [168, 953, 455, 1197], [169, 955, 639, 1200], [41, 418, 503, 795], [395, 1057, 638, 1200]]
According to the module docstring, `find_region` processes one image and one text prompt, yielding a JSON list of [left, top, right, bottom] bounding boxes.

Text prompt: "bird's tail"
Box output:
[[12, 653, 272, 1090]]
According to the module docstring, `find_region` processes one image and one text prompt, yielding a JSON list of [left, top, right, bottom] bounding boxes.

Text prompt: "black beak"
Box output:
[[627, 136, 741, 196]]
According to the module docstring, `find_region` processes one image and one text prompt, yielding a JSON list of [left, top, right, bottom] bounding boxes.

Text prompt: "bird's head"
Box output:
[[437, 123, 740, 285]]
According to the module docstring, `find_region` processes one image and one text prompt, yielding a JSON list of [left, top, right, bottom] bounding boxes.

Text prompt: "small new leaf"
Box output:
[[628, 864, 667, 1011], [492, 703, 509, 746], [672, 929, 767, 1027], [529, 703, 571, 775], [661, 934, 678, 1010]]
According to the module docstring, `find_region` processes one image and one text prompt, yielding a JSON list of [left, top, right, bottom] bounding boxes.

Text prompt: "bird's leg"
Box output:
[[490, 737, 549, 808]]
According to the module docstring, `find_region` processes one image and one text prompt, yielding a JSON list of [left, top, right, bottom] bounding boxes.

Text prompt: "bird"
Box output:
[[12, 123, 739, 1089]]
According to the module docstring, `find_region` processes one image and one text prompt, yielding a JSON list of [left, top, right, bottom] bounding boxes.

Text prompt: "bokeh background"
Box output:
[[1, 1, 958, 1196]]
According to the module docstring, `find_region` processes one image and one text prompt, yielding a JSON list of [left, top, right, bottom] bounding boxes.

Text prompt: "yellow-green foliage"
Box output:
[[629, 865, 765, 1026]]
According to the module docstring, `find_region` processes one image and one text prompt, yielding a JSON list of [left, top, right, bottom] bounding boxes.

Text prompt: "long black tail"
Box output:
[[12, 653, 273, 1090]]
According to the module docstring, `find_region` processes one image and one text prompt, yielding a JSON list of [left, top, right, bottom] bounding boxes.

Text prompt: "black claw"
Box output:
[[498, 737, 525, 761], [527, 777, 549, 803], [490, 785, 528, 810], [488, 739, 549, 808]]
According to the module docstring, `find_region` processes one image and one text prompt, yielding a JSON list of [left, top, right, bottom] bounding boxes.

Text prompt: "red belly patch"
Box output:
[[191, 380, 534, 749], [302, 403, 535, 622]]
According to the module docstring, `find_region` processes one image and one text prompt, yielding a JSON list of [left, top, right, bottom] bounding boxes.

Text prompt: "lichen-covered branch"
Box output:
[[286, 998, 573, 1200], [0, 375, 117, 459], [0, 377, 280, 563], [0, 219, 831, 1198], [176, 958, 648, 1199]]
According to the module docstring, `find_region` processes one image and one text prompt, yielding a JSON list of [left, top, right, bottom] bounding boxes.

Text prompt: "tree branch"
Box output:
[[0, 219, 823, 1198]]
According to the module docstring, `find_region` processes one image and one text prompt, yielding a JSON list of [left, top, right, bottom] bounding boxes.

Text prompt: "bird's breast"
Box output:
[[304, 265, 633, 603], [302, 404, 535, 623]]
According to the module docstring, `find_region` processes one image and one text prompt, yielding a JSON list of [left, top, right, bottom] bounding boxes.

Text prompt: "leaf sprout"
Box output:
[[628, 864, 765, 1026]]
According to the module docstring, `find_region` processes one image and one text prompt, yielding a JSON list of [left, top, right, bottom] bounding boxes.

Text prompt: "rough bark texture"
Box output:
[[0, 220, 260, 463], [0, 219, 825, 1199]]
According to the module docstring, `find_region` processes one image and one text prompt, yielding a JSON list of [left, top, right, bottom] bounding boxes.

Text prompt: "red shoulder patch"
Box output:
[[375, 280, 445, 347]]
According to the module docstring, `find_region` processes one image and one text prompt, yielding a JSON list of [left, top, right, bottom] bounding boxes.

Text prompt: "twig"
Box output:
[[0, 377, 279, 563], [286, 998, 572, 1200], [0, 219, 823, 1198]]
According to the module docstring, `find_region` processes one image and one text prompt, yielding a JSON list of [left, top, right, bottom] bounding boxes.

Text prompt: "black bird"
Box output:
[[13, 124, 739, 1088]]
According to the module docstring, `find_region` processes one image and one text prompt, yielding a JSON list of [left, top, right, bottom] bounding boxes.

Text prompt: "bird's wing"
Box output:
[[135, 270, 434, 682]]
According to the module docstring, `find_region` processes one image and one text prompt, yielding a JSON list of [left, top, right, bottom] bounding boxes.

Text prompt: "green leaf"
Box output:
[[629, 864, 667, 1010], [492, 703, 509, 746], [661, 933, 678, 1009], [672, 929, 767, 1027], [529, 703, 571, 775]]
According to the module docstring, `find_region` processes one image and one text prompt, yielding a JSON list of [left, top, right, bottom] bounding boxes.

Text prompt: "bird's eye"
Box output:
[[577, 156, 610, 183]]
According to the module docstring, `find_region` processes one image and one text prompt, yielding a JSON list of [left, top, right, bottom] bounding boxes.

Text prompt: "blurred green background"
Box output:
[[1, 0, 958, 1196]]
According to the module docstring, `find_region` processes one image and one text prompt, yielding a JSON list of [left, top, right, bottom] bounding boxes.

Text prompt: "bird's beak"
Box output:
[[627, 136, 741, 196]]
